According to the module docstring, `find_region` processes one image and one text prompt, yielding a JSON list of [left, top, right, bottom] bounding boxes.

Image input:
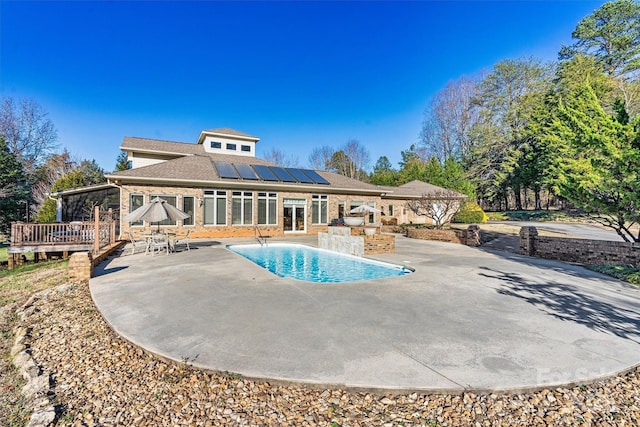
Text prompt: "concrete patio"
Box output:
[[89, 234, 640, 393]]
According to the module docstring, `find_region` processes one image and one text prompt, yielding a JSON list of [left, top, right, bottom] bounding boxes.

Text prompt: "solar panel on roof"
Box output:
[[301, 169, 330, 185], [235, 163, 259, 180], [270, 166, 297, 182], [252, 164, 279, 181], [214, 161, 239, 179], [286, 168, 315, 184]]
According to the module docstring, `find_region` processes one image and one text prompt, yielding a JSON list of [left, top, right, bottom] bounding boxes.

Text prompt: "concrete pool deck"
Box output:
[[89, 234, 640, 393]]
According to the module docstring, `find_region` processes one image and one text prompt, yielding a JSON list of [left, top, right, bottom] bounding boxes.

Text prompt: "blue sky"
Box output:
[[1, 0, 604, 172]]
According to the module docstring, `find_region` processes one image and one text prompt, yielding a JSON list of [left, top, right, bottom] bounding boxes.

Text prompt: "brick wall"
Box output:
[[519, 227, 640, 266], [67, 252, 92, 282], [120, 183, 382, 239], [364, 234, 395, 254], [406, 225, 480, 247]]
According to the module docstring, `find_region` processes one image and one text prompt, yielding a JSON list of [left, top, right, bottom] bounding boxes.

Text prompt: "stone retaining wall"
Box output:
[[406, 225, 480, 247], [519, 226, 640, 266]]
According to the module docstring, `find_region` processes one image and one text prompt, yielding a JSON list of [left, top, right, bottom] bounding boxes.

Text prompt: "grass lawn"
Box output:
[[485, 210, 577, 222]]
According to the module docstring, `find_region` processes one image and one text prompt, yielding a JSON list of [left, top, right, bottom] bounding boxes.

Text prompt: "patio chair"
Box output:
[[174, 229, 192, 252], [128, 232, 148, 255], [149, 233, 170, 256]]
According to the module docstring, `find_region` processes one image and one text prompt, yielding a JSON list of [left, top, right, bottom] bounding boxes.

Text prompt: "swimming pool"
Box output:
[[227, 243, 411, 283]]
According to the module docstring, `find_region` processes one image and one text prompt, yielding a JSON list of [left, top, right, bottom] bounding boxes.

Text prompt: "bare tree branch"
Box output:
[[405, 189, 464, 228]]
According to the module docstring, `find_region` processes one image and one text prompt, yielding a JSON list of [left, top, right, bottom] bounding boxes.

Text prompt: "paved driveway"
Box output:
[[490, 221, 624, 241], [90, 235, 640, 393]]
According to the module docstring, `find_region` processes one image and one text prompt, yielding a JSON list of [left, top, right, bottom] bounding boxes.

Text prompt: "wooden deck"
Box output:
[[8, 215, 118, 269]]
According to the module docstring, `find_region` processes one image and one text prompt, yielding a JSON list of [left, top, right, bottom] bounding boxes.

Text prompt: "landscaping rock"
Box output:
[[12, 281, 640, 425]]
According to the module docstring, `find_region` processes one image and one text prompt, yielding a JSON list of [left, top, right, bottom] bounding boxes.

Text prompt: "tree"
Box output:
[[262, 148, 299, 168], [115, 151, 131, 171], [405, 189, 464, 228], [30, 150, 76, 210], [327, 139, 370, 181], [35, 160, 106, 222], [369, 156, 398, 186], [307, 146, 335, 170], [399, 144, 427, 169], [0, 137, 28, 233], [0, 97, 58, 176], [77, 159, 106, 185], [469, 57, 553, 210], [559, 0, 640, 78], [543, 82, 640, 242], [420, 75, 480, 163]]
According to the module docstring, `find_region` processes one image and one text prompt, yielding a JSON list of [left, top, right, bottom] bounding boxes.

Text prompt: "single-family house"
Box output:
[[55, 128, 466, 238]]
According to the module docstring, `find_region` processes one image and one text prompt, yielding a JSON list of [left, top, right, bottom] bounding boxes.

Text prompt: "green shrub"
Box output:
[[588, 264, 640, 286], [453, 202, 487, 224]]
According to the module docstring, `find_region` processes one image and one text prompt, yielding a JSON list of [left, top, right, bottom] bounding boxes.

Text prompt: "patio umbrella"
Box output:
[[349, 205, 382, 215], [124, 197, 190, 231]]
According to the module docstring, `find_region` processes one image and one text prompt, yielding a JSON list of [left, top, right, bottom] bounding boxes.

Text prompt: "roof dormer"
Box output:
[[197, 128, 259, 157]]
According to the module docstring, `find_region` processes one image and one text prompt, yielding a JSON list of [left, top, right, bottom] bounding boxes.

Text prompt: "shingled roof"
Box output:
[[107, 150, 383, 193], [121, 136, 204, 156], [202, 128, 259, 140], [380, 180, 467, 199]]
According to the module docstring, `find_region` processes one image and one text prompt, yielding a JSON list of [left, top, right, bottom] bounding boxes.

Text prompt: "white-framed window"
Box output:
[[211, 141, 222, 149], [232, 191, 253, 225], [258, 192, 277, 225], [226, 143, 237, 151], [150, 194, 177, 226], [368, 201, 376, 223], [203, 190, 227, 225], [129, 194, 144, 227], [241, 145, 251, 152], [312, 194, 328, 224], [182, 196, 195, 226]]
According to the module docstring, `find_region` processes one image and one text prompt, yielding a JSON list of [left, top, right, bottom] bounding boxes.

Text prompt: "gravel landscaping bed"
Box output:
[[15, 281, 640, 426]]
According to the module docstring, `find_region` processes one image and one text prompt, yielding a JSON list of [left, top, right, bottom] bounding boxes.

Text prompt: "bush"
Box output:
[[453, 202, 487, 224]]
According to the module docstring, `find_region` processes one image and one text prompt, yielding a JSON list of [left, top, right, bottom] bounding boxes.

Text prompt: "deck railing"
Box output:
[[10, 212, 117, 254]]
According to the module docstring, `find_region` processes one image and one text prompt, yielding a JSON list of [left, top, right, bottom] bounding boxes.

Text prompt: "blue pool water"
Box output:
[[227, 243, 411, 283]]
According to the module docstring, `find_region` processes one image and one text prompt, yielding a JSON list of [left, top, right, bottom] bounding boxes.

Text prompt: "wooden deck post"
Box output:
[[94, 206, 100, 255]]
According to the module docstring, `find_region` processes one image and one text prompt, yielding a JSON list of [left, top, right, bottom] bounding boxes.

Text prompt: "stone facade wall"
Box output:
[[318, 227, 364, 257], [319, 227, 395, 256], [120, 184, 382, 239], [519, 227, 640, 266]]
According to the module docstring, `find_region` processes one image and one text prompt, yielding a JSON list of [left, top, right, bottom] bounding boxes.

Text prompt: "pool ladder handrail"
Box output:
[[254, 226, 268, 247]]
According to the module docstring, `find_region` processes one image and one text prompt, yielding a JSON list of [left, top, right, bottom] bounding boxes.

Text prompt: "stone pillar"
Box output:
[[465, 225, 481, 247], [519, 226, 538, 256], [67, 252, 93, 282]]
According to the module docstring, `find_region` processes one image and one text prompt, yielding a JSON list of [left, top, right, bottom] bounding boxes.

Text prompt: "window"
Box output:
[[389, 204, 394, 216], [203, 190, 227, 225], [232, 191, 253, 225], [183, 196, 195, 226], [129, 194, 144, 226], [150, 195, 177, 226], [226, 143, 237, 151], [241, 145, 251, 152], [211, 141, 222, 149], [258, 192, 277, 225], [312, 194, 328, 224], [368, 202, 376, 223]]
